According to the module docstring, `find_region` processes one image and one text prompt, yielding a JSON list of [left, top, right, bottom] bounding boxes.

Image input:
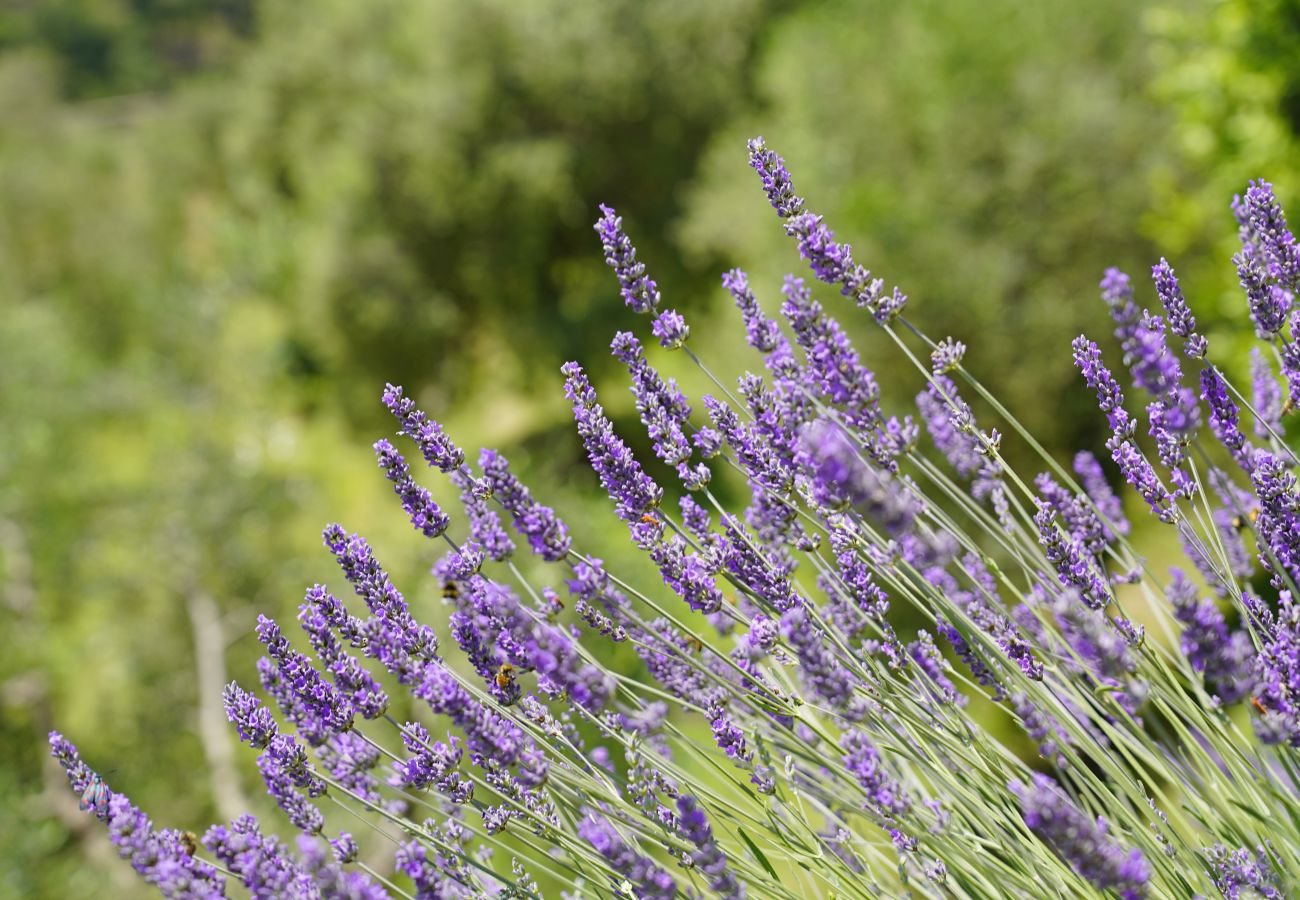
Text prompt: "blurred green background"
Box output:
[[3, 0, 1299, 894]]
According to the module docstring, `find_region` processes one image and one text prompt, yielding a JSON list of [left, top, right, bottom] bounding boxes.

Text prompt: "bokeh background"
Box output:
[[3, 0, 1299, 894]]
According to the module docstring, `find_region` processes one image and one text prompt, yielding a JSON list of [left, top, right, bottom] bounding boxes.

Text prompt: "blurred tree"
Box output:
[[1146, 0, 1300, 375], [681, 0, 1193, 470]]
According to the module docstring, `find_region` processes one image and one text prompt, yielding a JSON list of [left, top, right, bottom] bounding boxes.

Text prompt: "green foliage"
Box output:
[[682, 0, 1186, 468]]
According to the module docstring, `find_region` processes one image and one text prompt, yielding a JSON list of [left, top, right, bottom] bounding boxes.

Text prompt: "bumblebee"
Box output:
[[1231, 508, 1261, 530], [442, 580, 460, 600], [685, 636, 704, 654], [495, 663, 516, 690], [179, 832, 198, 857]]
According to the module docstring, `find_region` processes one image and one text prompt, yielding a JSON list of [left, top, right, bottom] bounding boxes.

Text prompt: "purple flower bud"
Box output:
[[651, 308, 689, 349], [381, 383, 464, 472], [594, 203, 660, 314], [373, 439, 450, 538], [746, 136, 805, 218], [223, 682, 279, 748], [723, 268, 782, 353], [841, 729, 910, 818], [1152, 259, 1207, 357], [578, 809, 678, 899]]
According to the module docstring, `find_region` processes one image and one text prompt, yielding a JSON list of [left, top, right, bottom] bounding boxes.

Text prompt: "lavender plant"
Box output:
[[50, 143, 1300, 898]]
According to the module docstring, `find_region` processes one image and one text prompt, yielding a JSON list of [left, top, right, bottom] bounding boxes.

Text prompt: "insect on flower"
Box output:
[[79, 774, 110, 820], [1252, 696, 1269, 716], [685, 635, 704, 654], [495, 663, 516, 690], [179, 831, 198, 857], [442, 580, 460, 600], [1231, 508, 1261, 530]]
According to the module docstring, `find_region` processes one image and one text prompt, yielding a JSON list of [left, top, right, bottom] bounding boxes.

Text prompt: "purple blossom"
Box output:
[[256, 614, 355, 741], [1072, 336, 1134, 440], [258, 733, 326, 834], [373, 438, 450, 538], [203, 814, 316, 898], [479, 448, 572, 562], [677, 795, 745, 899], [611, 330, 708, 489], [1152, 258, 1207, 357], [49, 732, 226, 897], [930, 337, 966, 374], [1243, 586, 1300, 735], [1202, 367, 1256, 473], [223, 682, 279, 749], [651, 308, 689, 349], [562, 361, 664, 523], [1073, 451, 1129, 538], [452, 466, 514, 562], [298, 589, 390, 720], [780, 604, 857, 707], [594, 203, 660, 314], [723, 268, 782, 352], [841, 729, 910, 818], [917, 376, 983, 478], [392, 722, 473, 803], [1167, 569, 1253, 705], [577, 809, 678, 899], [746, 136, 805, 218], [908, 630, 961, 706], [381, 383, 465, 473], [1236, 251, 1292, 337], [1011, 774, 1150, 899], [1035, 504, 1112, 611], [1238, 179, 1300, 290], [1207, 844, 1284, 899], [1251, 453, 1300, 582], [1101, 267, 1141, 358]]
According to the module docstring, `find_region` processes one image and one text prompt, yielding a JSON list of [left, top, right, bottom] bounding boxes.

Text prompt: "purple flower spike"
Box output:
[[258, 734, 327, 835], [746, 136, 805, 218], [1011, 774, 1150, 899], [479, 448, 572, 562], [578, 809, 678, 899], [1072, 336, 1133, 440], [1151, 259, 1207, 357], [1238, 179, 1300, 290], [381, 383, 465, 473], [562, 360, 664, 523], [594, 203, 660, 314], [223, 682, 279, 749], [1207, 844, 1284, 899], [723, 268, 782, 353], [842, 729, 911, 818], [1167, 569, 1253, 705], [1201, 368, 1254, 471], [651, 308, 689, 349], [374, 438, 450, 538], [50, 733, 227, 897], [1251, 347, 1285, 438], [1236, 251, 1292, 337]]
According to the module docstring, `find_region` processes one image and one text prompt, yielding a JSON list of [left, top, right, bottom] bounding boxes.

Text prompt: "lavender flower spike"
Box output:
[[1011, 774, 1150, 899], [594, 203, 660, 314], [374, 438, 450, 538], [381, 383, 465, 473], [746, 136, 805, 218], [1152, 258, 1207, 357]]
